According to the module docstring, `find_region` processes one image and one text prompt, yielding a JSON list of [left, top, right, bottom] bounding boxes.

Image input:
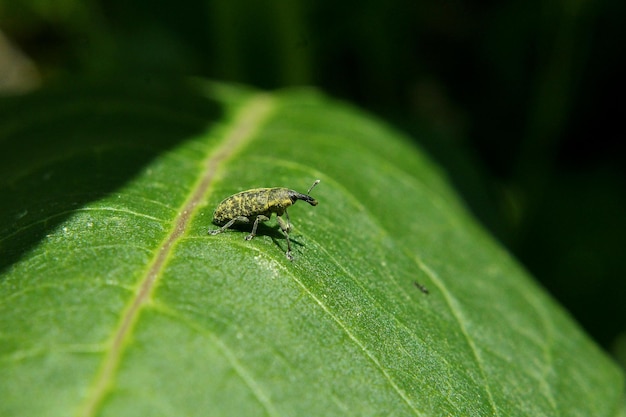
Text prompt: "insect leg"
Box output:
[[276, 215, 293, 260], [246, 215, 269, 241], [284, 210, 292, 232], [208, 216, 248, 235]]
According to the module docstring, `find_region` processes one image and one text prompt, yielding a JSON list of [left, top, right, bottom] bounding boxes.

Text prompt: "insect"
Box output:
[[208, 180, 320, 260]]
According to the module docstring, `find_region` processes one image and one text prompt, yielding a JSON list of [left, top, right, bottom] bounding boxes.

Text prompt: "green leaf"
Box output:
[[0, 80, 623, 417]]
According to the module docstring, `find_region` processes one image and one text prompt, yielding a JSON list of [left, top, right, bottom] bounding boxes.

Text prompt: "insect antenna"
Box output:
[[307, 179, 321, 195]]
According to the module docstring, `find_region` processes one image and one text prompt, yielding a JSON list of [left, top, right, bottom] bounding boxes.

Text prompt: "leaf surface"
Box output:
[[0, 81, 623, 417]]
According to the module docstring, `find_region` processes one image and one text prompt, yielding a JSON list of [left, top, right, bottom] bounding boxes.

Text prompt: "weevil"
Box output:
[[208, 180, 320, 260]]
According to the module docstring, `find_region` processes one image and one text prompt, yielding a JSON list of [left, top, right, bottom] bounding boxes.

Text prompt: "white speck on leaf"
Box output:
[[253, 254, 280, 278]]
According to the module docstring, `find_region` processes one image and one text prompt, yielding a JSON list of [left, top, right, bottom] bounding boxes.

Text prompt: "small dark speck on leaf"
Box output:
[[414, 281, 429, 295]]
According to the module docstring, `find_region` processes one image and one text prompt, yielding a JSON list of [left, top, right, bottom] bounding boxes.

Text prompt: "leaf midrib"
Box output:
[[76, 93, 276, 417]]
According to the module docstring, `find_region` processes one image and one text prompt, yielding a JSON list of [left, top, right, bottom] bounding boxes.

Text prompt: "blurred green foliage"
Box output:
[[1, 0, 624, 367]]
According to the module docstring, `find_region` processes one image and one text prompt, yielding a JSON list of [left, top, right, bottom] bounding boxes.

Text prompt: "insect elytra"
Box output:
[[208, 180, 320, 260]]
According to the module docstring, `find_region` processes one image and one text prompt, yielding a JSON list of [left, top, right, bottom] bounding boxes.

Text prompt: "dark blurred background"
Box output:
[[1, 0, 624, 368]]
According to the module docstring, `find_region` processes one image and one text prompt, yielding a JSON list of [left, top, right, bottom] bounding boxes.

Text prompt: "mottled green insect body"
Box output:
[[208, 180, 320, 260], [212, 188, 315, 225]]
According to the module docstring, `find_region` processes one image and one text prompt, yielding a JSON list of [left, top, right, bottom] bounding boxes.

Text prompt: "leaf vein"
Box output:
[[414, 260, 500, 416], [151, 304, 282, 417], [75, 93, 276, 417], [243, 244, 427, 417]]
